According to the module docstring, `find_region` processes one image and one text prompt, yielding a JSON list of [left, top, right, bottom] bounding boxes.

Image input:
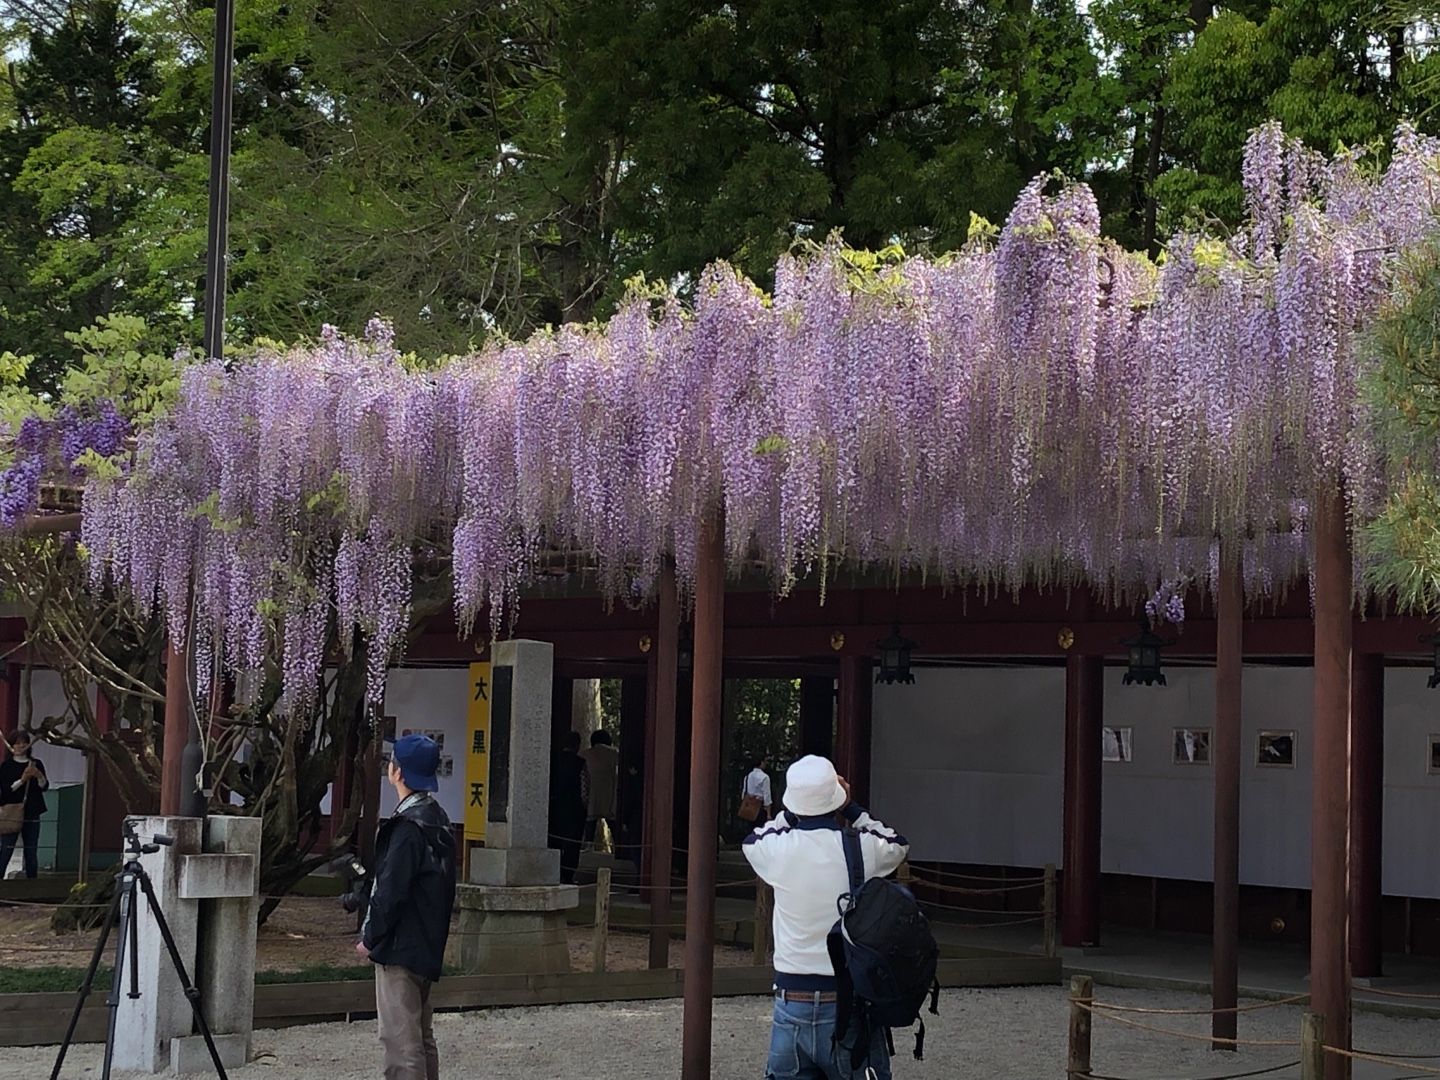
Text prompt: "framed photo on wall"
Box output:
[[1173, 728, 1211, 765], [1257, 730, 1297, 768], [1428, 735, 1440, 775], [1103, 726, 1133, 763]]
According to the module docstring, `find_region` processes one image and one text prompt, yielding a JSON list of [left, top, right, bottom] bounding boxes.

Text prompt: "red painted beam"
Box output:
[[1311, 492, 1352, 1080], [681, 516, 724, 1080]]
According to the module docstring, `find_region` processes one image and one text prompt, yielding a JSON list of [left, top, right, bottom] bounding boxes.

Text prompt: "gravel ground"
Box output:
[[13, 984, 1440, 1079]]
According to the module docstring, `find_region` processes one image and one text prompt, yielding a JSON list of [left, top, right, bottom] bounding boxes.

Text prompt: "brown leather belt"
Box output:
[[775, 990, 838, 1003]]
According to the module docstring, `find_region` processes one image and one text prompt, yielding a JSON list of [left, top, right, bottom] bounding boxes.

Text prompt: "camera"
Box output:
[[329, 853, 372, 914]]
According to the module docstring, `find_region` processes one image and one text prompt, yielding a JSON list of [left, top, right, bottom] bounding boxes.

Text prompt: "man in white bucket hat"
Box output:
[[743, 754, 909, 1079]]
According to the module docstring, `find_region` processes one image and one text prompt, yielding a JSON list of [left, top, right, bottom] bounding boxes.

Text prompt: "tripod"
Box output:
[[51, 822, 230, 1080]]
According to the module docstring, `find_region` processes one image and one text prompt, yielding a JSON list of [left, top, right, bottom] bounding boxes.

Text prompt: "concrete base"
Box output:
[[170, 1033, 248, 1074], [450, 883, 579, 975], [469, 847, 561, 887]]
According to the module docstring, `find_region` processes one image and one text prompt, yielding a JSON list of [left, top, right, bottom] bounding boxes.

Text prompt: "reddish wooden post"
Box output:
[[160, 639, 190, 816], [648, 562, 680, 970], [1311, 489, 1352, 1080], [0, 662, 20, 736], [1349, 651, 1384, 979], [1062, 653, 1103, 948], [835, 656, 873, 804], [1213, 552, 1243, 1048], [681, 512, 725, 1080]]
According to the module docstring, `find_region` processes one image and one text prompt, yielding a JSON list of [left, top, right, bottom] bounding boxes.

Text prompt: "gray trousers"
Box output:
[[375, 964, 438, 1080]]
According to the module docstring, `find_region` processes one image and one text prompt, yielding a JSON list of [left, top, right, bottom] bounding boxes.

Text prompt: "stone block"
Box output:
[[488, 639, 553, 851], [469, 847, 560, 887], [455, 882, 580, 913], [450, 882, 579, 975], [169, 1033, 249, 1074], [179, 854, 256, 899], [198, 815, 260, 1062]]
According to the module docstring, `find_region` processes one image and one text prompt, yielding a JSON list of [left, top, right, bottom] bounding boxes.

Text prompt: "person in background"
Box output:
[[0, 731, 49, 880], [357, 733, 457, 1080], [743, 755, 909, 1080], [742, 753, 774, 828], [580, 729, 620, 849], [549, 730, 588, 884]]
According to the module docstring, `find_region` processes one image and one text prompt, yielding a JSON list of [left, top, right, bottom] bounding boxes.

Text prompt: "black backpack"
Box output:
[[827, 828, 940, 1073]]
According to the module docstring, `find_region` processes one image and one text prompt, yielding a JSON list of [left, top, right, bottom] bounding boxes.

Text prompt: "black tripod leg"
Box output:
[[101, 870, 138, 1080], [136, 869, 231, 1080], [49, 883, 124, 1080]]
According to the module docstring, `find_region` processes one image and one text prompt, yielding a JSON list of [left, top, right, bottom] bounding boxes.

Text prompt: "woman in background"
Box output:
[[0, 731, 49, 879]]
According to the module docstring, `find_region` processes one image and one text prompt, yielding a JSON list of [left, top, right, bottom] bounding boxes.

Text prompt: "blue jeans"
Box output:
[[0, 819, 40, 879], [765, 993, 891, 1079]]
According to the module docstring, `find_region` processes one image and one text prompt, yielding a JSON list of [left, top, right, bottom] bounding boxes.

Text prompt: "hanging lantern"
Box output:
[[677, 624, 694, 676], [1422, 631, 1440, 689], [1122, 620, 1169, 687], [874, 625, 917, 686]]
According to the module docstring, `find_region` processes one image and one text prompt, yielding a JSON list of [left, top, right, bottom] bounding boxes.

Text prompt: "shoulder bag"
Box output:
[[0, 781, 25, 836]]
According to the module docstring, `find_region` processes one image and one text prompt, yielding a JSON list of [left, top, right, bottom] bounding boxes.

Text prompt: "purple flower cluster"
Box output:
[[0, 402, 130, 528], [1145, 581, 1186, 627], [73, 124, 1440, 708]]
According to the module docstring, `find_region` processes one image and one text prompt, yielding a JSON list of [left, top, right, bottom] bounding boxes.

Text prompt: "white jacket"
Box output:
[[742, 804, 909, 989]]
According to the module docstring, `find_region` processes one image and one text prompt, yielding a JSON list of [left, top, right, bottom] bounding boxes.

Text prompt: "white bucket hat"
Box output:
[[782, 755, 848, 817]]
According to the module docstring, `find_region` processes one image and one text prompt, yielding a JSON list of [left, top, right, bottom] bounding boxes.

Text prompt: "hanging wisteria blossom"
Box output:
[[56, 123, 1440, 708]]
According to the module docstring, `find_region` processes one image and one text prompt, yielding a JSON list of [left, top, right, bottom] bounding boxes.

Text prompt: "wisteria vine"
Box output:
[[43, 123, 1440, 708]]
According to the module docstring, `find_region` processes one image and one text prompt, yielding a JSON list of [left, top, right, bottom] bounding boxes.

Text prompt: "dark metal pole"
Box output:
[[169, 0, 237, 819], [648, 561, 679, 970], [681, 512, 724, 1080], [1311, 487, 1353, 1080], [1062, 653, 1103, 948], [1212, 552, 1243, 1048], [203, 0, 236, 363], [1349, 652, 1384, 979]]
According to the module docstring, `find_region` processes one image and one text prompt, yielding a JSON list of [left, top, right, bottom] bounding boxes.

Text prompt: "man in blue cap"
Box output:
[[357, 733, 457, 1080]]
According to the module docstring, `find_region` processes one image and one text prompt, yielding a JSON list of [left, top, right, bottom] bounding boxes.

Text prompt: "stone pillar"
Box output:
[[455, 639, 579, 975], [175, 816, 262, 1072], [107, 814, 261, 1075]]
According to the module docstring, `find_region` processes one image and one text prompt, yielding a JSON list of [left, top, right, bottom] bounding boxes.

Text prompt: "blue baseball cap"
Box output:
[[392, 733, 440, 792]]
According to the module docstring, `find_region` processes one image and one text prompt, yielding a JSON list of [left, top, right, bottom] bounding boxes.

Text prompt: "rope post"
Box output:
[[1301, 1012, 1325, 1080], [1043, 863, 1057, 959], [1068, 974, 1093, 1080], [591, 866, 612, 975], [753, 881, 772, 966]]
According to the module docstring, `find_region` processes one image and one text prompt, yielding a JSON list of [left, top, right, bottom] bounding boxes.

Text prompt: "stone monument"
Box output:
[[452, 638, 579, 974], [110, 814, 261, 1075]]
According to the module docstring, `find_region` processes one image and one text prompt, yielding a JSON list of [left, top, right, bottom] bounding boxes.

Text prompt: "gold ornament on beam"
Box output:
[[1058, 627, 1075, 651], [639, 635, 653, 654], [830, 632, 846, 652]]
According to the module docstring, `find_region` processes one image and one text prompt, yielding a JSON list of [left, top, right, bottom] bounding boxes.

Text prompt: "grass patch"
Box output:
[[0, 966, 110, 994], [256, 964, 374, 985]]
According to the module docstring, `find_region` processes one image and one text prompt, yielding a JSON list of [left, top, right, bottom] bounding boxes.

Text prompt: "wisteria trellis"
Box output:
[[62, 123, 1440, 709]]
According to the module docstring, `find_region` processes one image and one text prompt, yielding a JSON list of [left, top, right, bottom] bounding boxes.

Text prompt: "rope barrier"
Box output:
[[1076, 1061, 1300, 1080], [906, 869, 1045, 895], [1088, 994, 1309, 1017], [1078, 1003, 1302, 1049], [905, 865, 1047, 885], [1355, 985, 1440, 1001], [1325, 1046, 1440, 1076]]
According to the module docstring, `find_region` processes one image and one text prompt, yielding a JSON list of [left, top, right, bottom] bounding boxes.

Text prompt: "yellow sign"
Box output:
[[464, 661, 492, 843]]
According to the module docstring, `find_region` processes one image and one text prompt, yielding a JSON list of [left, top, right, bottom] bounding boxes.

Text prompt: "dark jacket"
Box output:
[[363, 793, 456, 981], [549, 749, 587, 832], [0, 756, 47, 819]]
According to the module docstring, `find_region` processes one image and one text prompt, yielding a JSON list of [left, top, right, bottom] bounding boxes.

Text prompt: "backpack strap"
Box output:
[[840, 828, 864, 897]]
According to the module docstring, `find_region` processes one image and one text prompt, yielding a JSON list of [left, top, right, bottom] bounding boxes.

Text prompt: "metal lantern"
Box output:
[[1423, 632, 1440, 689], [874, 625, 917, 686], [1122, 620, 1168, 687]]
